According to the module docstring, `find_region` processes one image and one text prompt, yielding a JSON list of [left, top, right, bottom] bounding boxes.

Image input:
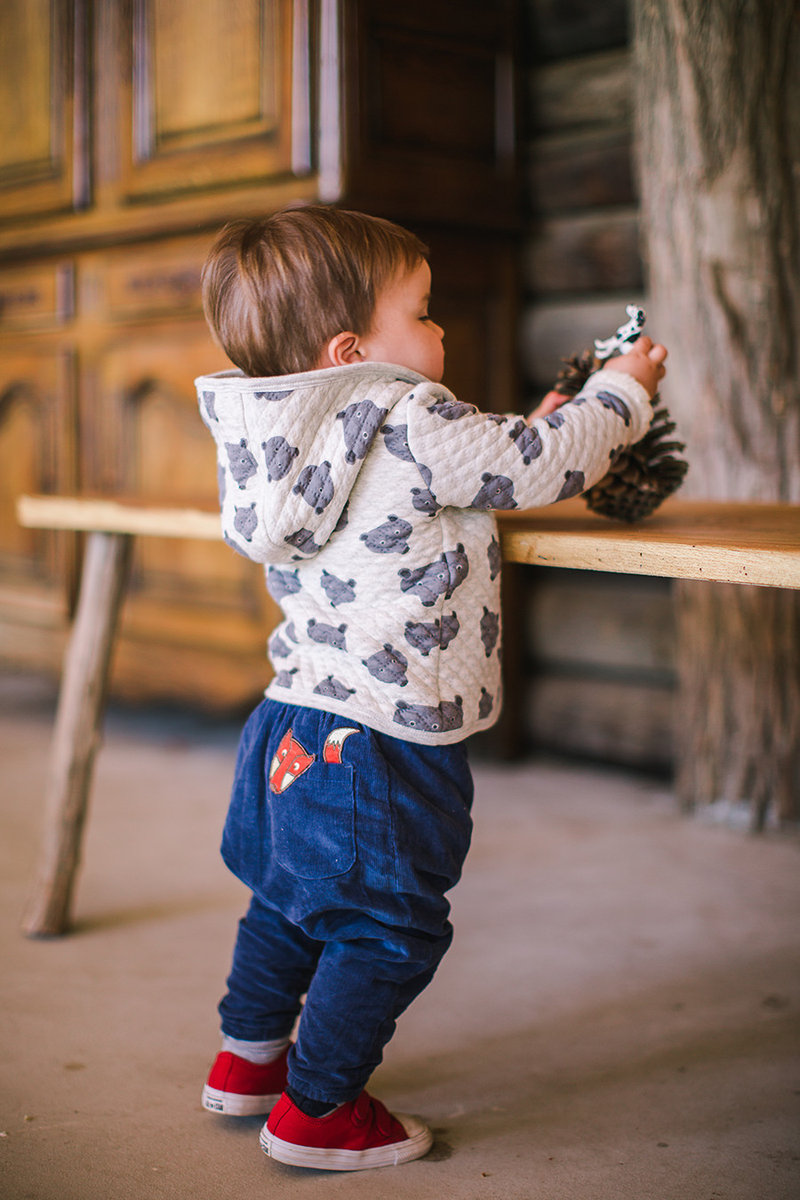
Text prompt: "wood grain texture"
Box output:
[[21, 531, 133, 937], [525, 675, 674, 770], [17, 494, 800, 589], [634, 0, 800, 822], [526, 0, 628, 62], [528, 48, 631, 134], [523, 208, 642, 295], [499, 499, 800, 588], [17, 495, 221, 539]]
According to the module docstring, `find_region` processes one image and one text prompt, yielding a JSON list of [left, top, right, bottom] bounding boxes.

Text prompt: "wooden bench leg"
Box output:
[[21, 531, 134, 938]]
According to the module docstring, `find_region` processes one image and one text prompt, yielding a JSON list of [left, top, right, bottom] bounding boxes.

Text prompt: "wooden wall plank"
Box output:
[[527, 130, 636, 214], [528, 48, 631, 133], [524, 208, 642, 295], [526, 569, 675, 677], [524, 675, 674, 770], [525, 0, 628, 62]]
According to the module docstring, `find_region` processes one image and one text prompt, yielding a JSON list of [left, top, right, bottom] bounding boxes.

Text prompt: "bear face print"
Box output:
[[404, 618, 441, 656], [438, 611, 460, 649], [333, 504, 349, 534], [380, 423, 416, 463], [313, 675, 356, 701], [545, 411, 565, 429], [293, 461, 334, 514], [487, 536, 502, 581], [234, 502, 258, 541], [217, 462, 226, 507], [284, 528, 323, 556], [307, 619, 347, 651], [556, 469, 585, 501], [336, 399, 389, 464], [202, 391, 217, 422], [266, 567, 301, 600], [274, 668, 298, 688], [262, 436, 300, 481], [403, 612, 459, 656], [362, 644, 409, 687], [471, 473, 518, 510], [225, 438, 258, 488], [596, 390, 632, 426], [393, 695, 464, 733], [285, 621, 299, 643], [410, 486, 441, 516], [397, 557, 445, 607], [360, 515, 413, 555], [269, 632, 293, 659], [416, 462, 433, 488], [427, 399, 476, 420], [478, 687, 494, 719], [508, 420, 543, 465], [398, 545, 469, 606], [253, 389, 294, 402], [320, 570, 356, 607], [480, 606, 500, 657]]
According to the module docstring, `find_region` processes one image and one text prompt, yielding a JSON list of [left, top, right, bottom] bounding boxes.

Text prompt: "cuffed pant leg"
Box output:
[[286, 922, 453, 1106], [219, 892, 322, 1042]]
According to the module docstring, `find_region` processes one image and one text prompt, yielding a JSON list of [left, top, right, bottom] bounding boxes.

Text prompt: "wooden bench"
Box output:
[[15, 494, 800, 937]]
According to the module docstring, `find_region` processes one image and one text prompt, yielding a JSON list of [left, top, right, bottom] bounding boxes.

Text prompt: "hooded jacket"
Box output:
[[195, 362, 653, 745]]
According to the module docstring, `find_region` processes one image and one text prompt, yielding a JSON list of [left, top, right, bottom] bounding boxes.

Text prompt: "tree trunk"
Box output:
[[633, 0, 800, 826]]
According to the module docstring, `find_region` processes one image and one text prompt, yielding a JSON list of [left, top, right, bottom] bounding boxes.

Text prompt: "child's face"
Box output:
[[359, 260, 445, 381]]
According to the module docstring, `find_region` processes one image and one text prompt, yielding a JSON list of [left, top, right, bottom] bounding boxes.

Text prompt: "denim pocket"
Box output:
[[270, 763, 356, 879]]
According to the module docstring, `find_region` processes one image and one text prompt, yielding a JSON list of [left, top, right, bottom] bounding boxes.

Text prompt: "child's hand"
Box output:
[[528, 389, 568, 421], [608, 336, 667, 398]]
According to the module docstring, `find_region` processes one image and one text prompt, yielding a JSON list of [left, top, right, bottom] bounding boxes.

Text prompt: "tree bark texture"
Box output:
[[634, 0, 800, 825]]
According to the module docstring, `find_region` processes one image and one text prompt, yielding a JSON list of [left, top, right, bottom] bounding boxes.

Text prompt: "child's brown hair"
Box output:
[[202, 205, 429, 377]]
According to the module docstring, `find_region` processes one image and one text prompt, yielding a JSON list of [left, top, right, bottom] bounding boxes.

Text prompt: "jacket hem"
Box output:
[[263, 683, 496, 746]]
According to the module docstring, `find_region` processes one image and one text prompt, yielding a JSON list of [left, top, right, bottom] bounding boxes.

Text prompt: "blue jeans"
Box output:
[[217, 699, 474, 1106]]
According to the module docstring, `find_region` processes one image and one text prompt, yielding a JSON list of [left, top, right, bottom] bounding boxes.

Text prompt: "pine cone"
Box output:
[[553, 350, 599, 397], [551, 350, 689, 523]]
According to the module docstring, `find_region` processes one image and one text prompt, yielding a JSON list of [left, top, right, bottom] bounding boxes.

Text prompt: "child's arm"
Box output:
[[405, 349, 664, 512], [530, 336, 667, 421]]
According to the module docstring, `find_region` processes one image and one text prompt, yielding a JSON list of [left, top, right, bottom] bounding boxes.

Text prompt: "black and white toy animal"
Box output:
[[593, 304, 646, 360]]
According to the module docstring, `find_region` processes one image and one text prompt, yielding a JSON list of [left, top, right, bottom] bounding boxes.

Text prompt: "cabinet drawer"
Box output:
[[0, 264, 74, 331], [102, 243, 206, 319]]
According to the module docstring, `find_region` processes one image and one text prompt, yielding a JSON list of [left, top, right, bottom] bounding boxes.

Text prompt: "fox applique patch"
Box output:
[[322, 727, 359, 764], [269, 729, 316, 793]]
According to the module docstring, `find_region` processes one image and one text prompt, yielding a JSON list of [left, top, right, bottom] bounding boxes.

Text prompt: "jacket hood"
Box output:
[[195, 363, 428, 564]]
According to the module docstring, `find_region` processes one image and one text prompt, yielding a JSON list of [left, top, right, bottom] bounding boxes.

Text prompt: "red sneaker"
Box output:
[[202, 1047, 289, 1116], [259, 1090, 433, 1170]]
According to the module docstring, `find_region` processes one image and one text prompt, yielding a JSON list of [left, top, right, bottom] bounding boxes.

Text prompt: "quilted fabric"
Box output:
[[195, 362, 652, 745]]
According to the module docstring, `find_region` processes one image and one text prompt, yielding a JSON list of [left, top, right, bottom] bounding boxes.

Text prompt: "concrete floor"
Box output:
[[1, 673, 799, 1200]]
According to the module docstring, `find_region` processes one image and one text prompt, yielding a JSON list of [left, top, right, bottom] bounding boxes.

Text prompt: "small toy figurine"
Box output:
[[551, 305, 689, 523], [593, 303, 646, 360]]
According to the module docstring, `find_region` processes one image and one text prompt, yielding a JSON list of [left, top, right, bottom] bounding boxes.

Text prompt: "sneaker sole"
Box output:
[[259, 1113, 433, 1170], [202, 1085, 282, 1117]]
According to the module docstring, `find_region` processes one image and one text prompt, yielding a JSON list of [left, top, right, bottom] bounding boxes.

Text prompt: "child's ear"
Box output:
[[322, 331, 362, 368]]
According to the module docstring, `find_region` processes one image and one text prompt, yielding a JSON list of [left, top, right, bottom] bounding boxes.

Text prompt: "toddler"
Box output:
[[195, 204, 666, 1171]]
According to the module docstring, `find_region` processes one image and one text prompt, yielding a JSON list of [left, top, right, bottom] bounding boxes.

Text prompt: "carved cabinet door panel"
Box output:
[[0, 0, 89, 220], [338, 0, 518, 229], [111, 0, 310, 205], [87, 317, 279, 707], [0, 343, 78, 669]]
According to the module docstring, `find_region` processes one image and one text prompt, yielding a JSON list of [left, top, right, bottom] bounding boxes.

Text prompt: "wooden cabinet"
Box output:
[[0, 0, 521, 711], [0, 0, 89, 221]]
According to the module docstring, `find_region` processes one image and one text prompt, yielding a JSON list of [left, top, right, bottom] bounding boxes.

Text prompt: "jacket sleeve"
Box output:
[[404, 369, 654, 511]]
